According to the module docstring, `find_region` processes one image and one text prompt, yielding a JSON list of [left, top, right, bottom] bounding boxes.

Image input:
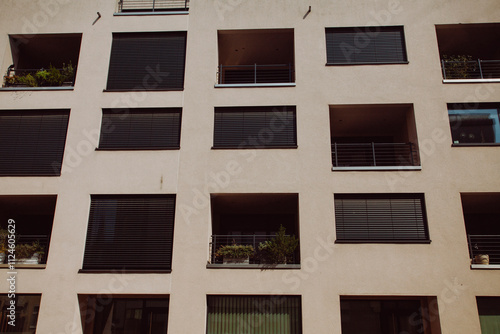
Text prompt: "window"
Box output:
[[118, 0, 189, 13], [80, 296, 169, 334], [0, 195, 56, 265], [217, 29, 295, 85], [0, 294, 41, 332], [106, 32, 187, 91], [477, 297, 500, 333], [436, 23, 500, 80], [3, 34, 81, 88], [206, 295, 302, 334], [326, 26, 407, 65], [0, 110, 69, 176], [340, 297, 440, 334], [448, 103, 500, 145], [329, 104, 420, 169], [213, 106, 297, 148], [334, 194, 429, 243], [82, 195, 175, 271], [98, 108, 181, 150]]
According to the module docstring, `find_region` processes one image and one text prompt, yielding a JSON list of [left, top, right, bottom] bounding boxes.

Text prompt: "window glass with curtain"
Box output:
[[213, 106, 297, 148], [99, 108, 181, 149], [206, 295, 302, 334], [334, 194, 429, 243], [448, 103, 500, 145], [82, 195, 175, 271], [0, 294, 41, 332], [477, 297, 500, 333], [0, 110, 69, 176], [326, 26, 407, 64], [106, 32, 187, 91]]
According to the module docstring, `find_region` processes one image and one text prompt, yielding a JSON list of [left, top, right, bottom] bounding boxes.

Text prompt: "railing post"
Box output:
[[152, 0, 156, 11], [219, 64, 222, 84], [288, 63, 292, 82], [254, 63, 257, 84], [441, 59, 447, 79], [371, 142, 376, 166], [211, 235, 216, 264], [334, 143, 338, 167], [478, 59, 484, 79], [468, 234, 473, 260], [409, 142, 415, 166], [186, 0, 188, 10]]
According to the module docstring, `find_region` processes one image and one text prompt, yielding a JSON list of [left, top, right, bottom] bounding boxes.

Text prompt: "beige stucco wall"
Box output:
[[0, 0, 499, 333]]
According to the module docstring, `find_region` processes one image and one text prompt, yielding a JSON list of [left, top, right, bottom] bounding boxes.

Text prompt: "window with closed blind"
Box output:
[[106, 32, 187, 91], [334, 194, 430, 243], [82, 195, 176, 272], [213, 106, 297, 148], [206, 295, 302, 334], [326, 26, 408, 65], [0, 110, 69, 176], [98, 108, 181, 150]]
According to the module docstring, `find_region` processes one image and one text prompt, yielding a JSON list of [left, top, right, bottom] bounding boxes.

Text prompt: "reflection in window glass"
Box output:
[[0, 294, 41, 333], [477, 297, 500, 334], [448, 105, 500, 144]]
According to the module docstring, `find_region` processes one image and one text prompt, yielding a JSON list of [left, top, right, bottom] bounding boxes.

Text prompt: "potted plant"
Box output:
[[0, 228, 7, 264], [442, 54, 477, 79], [216, 244, 254, 264], [258, 225, 298, 265], [3, 62, 75, 88], [474, 254, 490, 265], [15, 241, 45, 264]]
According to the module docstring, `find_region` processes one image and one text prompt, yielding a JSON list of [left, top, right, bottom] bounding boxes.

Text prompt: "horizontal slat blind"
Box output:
[[326, 26, 407, 64], [106, 32, 186, 90], [83, 195, 175, 270], [0, 110, 69, 176], [214, 106, 297, 148], [207, 296, 302, 334], [99, 108, 181, 149], [335, 194, 429, 242]]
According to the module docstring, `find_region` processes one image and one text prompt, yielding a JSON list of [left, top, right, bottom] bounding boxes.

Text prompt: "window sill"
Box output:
[[0, 87, 74, 91], [326, 61, 409, 66], [96, 147, 180, 151], [103, 88, 183, 92], [452, 143, 500, 147], [0, 264, 46, 269], [471, 264, 500, 270], [212, 146, 298, 150], [207, 264, 300, 269], [335, 240, 431, 244], [332, 166, 421, 171], [443, 79, 500, 84], [114, 11, 188, 16], [79, 269, 172, 274], [215, 83, 296, 88]]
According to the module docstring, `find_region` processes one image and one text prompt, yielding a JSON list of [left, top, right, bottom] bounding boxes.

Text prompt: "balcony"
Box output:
[[216, 29, 295, 87], [436, 23, 500, 82], [217, 64, 294, 85], [332, 142, 418, 168], [12, 235, 50, 264], [117, 0, 189, 13], [208, 193, 300, 268], [330, 104, 421, 171], [2, 34, 81, 90], [441, 59, 500, 80], [462, 193, 500, 269]]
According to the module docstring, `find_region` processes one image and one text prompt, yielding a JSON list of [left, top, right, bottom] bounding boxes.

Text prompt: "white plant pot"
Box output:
[[223, 256, 250, 265]]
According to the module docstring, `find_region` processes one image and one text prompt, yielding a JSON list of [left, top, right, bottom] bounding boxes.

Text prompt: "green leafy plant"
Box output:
[[15, 241, 44, 259], [3, 62, 75, 87], [258, 225, 298, 264], [216, 244, 255, 259], [442, 55, 477, 79], [0, 228, 8, 254]]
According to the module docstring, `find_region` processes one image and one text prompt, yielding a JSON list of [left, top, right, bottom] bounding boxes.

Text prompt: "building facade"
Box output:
[[0, 0, 500, 333]]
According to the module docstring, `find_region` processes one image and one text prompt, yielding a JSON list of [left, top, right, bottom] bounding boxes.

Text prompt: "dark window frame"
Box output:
[[213, 106, 298, 149], [0, 109, 70, 176], [98, 108, 182, 150], [81, 194, 176, 272], [325, 26, 408, 65], [448, 103, 500, 146], [105, 31, 187, 91], [334, 193, 430, 243]]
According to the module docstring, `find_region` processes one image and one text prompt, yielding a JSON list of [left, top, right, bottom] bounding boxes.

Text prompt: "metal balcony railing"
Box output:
[[468, 234, 500, 265], [332, 142, 419, 167], [209, 234, 299, 265], [13, 235, 50, 264], [217, 64, 295, 84], [118, 0, 189, 12], [3, 67, 75, 88], [441, 59, 500, 80]]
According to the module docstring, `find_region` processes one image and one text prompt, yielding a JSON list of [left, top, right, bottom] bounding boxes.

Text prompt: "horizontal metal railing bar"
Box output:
[[468, 234, 500, 265], [119, 0, 189, 11], [11, 235, 50, 264], [332, 142, 419, 167], [218, 64, 295, 84], [441, 59, 500, 80], [4, 68, 76, 87], [209, 234, 299, 265]]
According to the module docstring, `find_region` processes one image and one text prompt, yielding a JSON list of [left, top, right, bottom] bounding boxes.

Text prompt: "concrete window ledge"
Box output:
[[0, 87, 74, 91], [207, 264, 300, 269], [215, 83, 296, 88], [332, 166, 422, 171], [443, 79, 500, 84], [0, 264, 46, 269], [114, 11, 188, 16], [471, 264, 500, 270]]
